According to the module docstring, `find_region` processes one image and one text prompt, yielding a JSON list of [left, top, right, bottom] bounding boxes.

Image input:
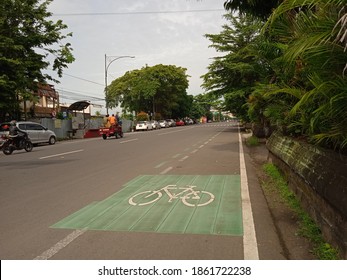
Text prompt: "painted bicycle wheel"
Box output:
[[182, 191, 215, 207], [128, 190, 162, 206]]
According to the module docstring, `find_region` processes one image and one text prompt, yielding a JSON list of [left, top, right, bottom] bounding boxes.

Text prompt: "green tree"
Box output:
[[221, 0, 347, 151], [224, 0, 281, 20], [190, 97, 206, 121], [191, 93, 217, 121], [0, 0, 74, 121], [202, 13, 266, 121], [107, 64, 189, 118]]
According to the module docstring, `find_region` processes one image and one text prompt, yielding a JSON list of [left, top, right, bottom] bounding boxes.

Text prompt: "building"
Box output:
[[21, 83, 59, 119]]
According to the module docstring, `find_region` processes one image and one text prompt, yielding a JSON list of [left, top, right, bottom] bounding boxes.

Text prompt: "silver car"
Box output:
[[158, 120, 169, 128], [149, 120, 161, 129], [18, 122, 57, 145], [0, 121, 56, 145]]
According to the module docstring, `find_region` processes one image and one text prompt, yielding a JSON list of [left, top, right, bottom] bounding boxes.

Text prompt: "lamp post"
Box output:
[[105, 54, 135, 114]]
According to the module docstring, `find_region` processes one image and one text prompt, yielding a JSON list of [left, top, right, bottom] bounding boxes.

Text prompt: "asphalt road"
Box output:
[[0, 122, 285, 260]]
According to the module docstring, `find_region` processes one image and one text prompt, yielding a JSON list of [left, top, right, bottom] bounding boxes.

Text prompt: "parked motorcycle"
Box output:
[[0, 133, 33, 155]]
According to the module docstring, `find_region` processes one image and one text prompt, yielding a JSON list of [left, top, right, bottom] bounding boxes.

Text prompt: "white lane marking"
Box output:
[[34, 229, 87, 260], [158, 127, 193, 135], [199, 145, 204, 149], [179, 155, 189, 162], [160, 166, 173, 174], [155, 161, 167, 168], [191, 149, 198, 154], [39, 149, 84, 160], [238, 128, 259, 260], [120, 138, 138, 144]]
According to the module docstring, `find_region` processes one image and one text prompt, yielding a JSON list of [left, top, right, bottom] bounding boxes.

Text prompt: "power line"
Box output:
[[57, 88, 105, 101], [63, 73, 104, 86], [52, 9, 225, 17]]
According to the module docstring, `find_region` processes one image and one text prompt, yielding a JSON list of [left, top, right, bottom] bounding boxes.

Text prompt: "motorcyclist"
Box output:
[[9, 120, 28, 148]]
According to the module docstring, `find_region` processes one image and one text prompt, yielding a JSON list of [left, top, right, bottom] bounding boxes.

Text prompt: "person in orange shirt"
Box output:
[[109, 114, 117, 127]]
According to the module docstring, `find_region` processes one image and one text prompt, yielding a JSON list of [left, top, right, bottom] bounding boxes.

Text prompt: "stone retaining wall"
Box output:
[[266, 131, 347, 259]]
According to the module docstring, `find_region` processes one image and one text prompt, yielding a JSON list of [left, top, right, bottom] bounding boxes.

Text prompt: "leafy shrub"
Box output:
[[137, 111, 149, 121]]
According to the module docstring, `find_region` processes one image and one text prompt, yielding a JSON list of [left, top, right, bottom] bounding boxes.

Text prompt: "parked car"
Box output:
[[176, 119, 185, 126], [135, 121, 153, 131], [158, 120, 169, 128], [149, 120, 161, 129], [0, 121, 56, 145], [187, 118, 194, 125], [166, 119, 176, 127]]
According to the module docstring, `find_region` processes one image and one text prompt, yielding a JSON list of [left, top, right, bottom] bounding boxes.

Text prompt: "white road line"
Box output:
[[199, 145, 204, 149], [120, 138, 138, 144], [191, 149, 198, 154], [158, 127, 192, 135], [39, 149, 84, 160], [239, 129, 259, 260], [34, 229, 87, 260], [179, 155, 189, 162], [155, 161, 167, 168], [160, 166, 173, 174]]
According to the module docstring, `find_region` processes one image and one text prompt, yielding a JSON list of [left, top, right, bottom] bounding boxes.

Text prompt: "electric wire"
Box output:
[[52, 9, 225, 17]]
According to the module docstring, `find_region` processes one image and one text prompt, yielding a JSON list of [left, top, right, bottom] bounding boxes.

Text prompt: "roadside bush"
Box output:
[[136, 111, 149, 121]]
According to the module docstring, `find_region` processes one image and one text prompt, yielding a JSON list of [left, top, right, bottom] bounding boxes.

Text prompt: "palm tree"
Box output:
[[262, 0, 347, 151]]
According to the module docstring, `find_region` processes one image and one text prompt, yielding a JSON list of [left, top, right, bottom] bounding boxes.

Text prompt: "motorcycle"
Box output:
[[0, 133, 33, 155]]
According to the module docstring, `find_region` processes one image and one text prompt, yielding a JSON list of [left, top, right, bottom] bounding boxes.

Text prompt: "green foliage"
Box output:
[[246, 136, 259, 146], [190, 93, 218, 120], [205, 1, 347, 152], [107, 64, 189, 119], [262, 0, 347, 151], [224, 0, 281, 20], [202, 14, 267, 122], [0, 0, 74, 121]]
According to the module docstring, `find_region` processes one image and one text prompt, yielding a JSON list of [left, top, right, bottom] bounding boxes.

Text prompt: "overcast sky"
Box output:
[[47, 0, 228, 113]]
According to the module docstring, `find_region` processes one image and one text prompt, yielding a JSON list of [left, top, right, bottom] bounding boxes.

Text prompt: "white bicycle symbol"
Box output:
[[128, 184, 215, 207]]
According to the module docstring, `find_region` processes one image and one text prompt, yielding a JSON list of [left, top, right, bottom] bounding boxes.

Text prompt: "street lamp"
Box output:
[[105, 54, 135, 114]]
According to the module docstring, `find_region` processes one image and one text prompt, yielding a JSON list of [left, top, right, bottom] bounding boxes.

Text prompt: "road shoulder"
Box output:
[[242, 133, 316, 259]]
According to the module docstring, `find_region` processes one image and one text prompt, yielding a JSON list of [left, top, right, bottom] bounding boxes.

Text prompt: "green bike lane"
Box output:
[[52, 174, 242, 236]]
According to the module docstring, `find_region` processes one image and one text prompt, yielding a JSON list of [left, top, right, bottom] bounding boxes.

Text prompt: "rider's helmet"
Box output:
[[10, 120, 16, 126]]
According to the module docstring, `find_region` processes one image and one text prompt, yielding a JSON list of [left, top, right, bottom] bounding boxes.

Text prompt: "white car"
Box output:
[[135, 121, 153, 131], [158, 120, 169, 128], [166, 119, 176, 127], [150, 120, 161, 129]]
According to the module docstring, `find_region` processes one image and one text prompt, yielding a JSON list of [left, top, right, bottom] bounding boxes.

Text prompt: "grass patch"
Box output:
[[246, 135, 260, 146], [262, 163, 340, 260]]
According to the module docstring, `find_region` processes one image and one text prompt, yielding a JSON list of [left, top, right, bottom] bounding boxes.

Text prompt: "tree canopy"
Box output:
[[202, 13, 266, 121], [107, 64, 190, 119], [224, 0, 281, 20], [0, 0, 74, 120], [205, 0, 347, 152]]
